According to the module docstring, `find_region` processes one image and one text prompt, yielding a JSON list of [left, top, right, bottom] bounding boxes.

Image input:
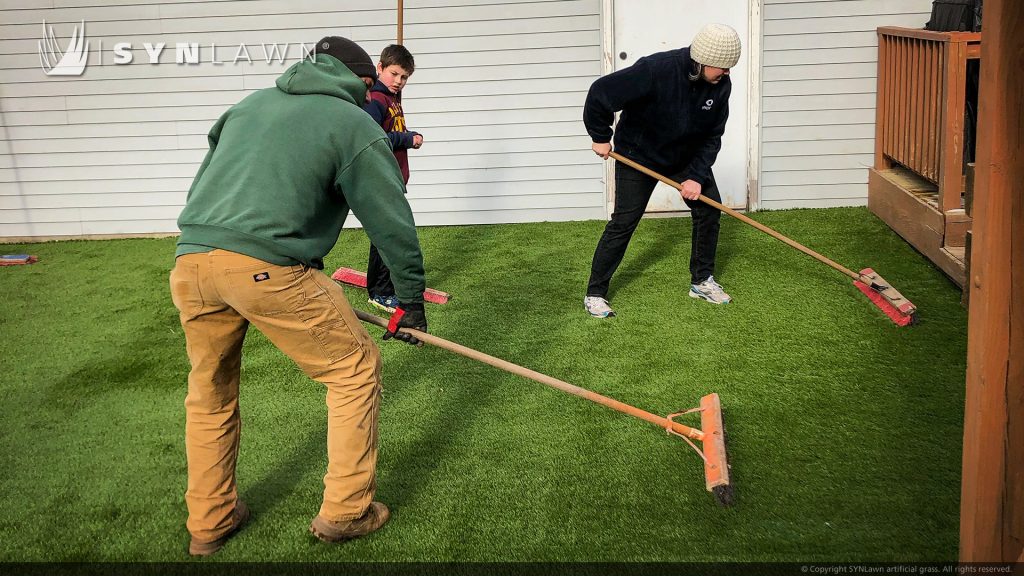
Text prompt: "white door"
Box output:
[[611, 0, 749, 211]]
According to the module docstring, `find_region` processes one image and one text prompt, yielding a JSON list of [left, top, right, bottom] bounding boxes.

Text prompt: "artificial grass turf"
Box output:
[[0, 206, 967, 562]]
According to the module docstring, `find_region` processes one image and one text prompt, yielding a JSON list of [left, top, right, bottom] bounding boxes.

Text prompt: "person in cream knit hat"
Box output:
[[690, 23, 742, 70], [582, 23, 741, 318]]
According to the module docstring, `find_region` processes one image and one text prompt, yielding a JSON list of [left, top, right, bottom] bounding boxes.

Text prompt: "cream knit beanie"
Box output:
[[690, 23, 741, 69]]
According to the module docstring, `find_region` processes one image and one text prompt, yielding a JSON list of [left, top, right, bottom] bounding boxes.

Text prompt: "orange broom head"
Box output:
[[699, 393, 733, 506], [854, 268, 916, 327]]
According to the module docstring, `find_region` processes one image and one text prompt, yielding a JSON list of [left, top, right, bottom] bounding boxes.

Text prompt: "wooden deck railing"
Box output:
[[874, 27, 981, 212]]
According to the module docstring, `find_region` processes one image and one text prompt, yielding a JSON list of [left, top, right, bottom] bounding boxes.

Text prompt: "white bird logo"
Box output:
[[39, 20, 89, 76]]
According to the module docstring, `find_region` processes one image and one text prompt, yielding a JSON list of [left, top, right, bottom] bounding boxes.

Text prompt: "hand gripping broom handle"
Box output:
[[354, 309, 705, 441], [609, 152, 862, 282]]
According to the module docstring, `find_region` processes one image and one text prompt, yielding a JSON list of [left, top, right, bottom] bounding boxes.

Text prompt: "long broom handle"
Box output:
[[396, 0, 403, 45], [354, 309, 705, 441], [609, 151, 862, 281]]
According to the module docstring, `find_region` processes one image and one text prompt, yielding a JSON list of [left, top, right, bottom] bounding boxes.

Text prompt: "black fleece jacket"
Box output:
[[583, 47, 731, 185]]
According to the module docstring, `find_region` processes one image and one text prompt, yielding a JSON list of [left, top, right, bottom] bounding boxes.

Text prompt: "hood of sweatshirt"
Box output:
[[274, 54, 368, 105], [369, 78, 402, 100]]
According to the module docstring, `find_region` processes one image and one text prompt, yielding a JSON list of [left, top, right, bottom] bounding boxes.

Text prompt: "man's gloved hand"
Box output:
[[383, 302, 428, 346]]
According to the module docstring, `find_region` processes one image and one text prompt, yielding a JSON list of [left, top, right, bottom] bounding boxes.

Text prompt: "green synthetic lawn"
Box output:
[[0, 207, 967, 562]]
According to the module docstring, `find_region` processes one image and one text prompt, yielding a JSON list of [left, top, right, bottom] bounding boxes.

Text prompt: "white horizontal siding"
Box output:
[[758, 0, 933, 209], [761, 153, 873, 171], [0, 13, 598, 53], [0, 179, 602, 207], [760, 197, 868, 210], [0, 178, 194, 196], [0, 0, 603, 239]]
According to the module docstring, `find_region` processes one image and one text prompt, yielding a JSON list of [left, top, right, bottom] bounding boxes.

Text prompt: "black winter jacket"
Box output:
[[583, 47, 730, 185]]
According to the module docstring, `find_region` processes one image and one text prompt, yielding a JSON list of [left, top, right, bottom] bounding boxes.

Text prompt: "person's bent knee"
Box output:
[[307, 343, 381, 387], [606, 212, 644, 234]]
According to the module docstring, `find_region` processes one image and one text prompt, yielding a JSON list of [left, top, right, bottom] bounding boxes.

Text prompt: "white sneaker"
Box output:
[[584, 296, 615, 318], [689, 276, 732, 304]]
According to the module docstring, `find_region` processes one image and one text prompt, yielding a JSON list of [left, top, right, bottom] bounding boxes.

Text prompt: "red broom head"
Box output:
[[332, 267, 451, 305], [331, 267, 368, 288], [853, 280, 915, 326]]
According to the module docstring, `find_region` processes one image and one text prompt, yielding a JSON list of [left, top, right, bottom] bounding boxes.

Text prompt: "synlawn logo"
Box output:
[[37, 20, 317, 78], [38, 20, 89, 76]]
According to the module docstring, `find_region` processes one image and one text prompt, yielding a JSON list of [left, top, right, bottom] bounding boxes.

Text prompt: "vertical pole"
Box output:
[[909, 38, 920, 175], [600, 0, 615, 218], [883, 33, 893, 166], [746, 0, 763, 211], [926, 40, 939, 181], [960, 0, 1024, 562], [397, 0, 404, 45], [896, 37, 908, 168], [875, 31, 889, 170], [939, 38, 966, 212]]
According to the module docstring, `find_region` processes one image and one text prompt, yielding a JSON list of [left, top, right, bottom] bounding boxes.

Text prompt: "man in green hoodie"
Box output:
[[170, 37, 426, 556]]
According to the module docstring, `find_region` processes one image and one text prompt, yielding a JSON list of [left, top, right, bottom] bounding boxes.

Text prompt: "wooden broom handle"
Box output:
[[608, 152, 861, 281], [354, 309, 704, 440], [396, 0, 403, 45]]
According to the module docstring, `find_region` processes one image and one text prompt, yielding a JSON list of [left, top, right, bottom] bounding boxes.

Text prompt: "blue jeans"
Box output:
[[586, 161, 722, 298]]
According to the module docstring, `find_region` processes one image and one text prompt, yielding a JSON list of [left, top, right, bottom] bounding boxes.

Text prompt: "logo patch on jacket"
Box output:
[[702, 98, 714, 111], [253, 272, 270, 282]]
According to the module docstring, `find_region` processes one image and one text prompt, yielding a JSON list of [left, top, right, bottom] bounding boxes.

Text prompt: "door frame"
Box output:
[[599, 0, 764, 216]]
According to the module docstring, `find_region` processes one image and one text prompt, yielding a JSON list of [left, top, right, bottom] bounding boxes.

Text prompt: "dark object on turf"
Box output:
[[609, 152, 917, 326], [354, 309, 733, 506]]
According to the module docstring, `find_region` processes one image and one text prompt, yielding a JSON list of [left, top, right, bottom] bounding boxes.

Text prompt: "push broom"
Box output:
[[332, 268, 451, 305], [609, 152, 917, 326], [353, 309, 734, 505]]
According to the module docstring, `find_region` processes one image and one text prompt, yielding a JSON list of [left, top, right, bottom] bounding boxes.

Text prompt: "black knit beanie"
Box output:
[[308, 36, 375, 79]]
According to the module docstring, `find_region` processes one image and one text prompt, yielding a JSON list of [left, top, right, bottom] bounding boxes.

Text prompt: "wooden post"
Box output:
[[926, 40, 938, 181], [964, 162, 975, 217], [873, 32, 890, 170], [397, 0, 404, 45], [938, 38, 967, 213], [960, 0, 1024, 562], [960, 229, 971, 308]]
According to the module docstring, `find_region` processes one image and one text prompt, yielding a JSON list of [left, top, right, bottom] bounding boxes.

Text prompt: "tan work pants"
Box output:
[[169, 249, 382, 542]]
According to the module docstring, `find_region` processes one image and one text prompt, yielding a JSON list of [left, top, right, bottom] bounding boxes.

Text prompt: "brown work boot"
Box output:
[[309, 502, 390, 543], [188, 500, 251, 557]]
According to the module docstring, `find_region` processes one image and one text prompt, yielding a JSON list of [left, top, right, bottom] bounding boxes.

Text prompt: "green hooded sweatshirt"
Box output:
[[176, 54, 425, 304]]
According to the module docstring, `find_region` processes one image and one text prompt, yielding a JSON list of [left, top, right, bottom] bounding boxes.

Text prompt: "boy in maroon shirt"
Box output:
[[362, 44, 423, 312]]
